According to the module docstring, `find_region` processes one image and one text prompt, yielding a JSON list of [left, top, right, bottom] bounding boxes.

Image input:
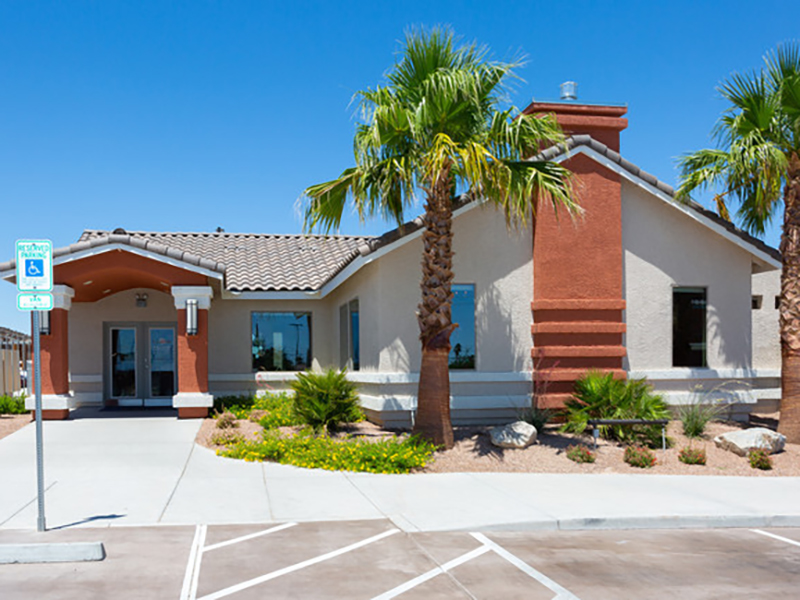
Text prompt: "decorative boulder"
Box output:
[[713, 427, 786, 456], [490, 421, 537, 449]]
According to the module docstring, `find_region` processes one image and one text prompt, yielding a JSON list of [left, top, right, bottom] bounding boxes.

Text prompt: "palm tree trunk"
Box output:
[[779, 153, 800, 444], [413, 167, 456, 449]]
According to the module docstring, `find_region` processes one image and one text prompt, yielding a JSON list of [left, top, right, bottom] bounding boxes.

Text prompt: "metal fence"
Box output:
[[0, 327, 30, 397]]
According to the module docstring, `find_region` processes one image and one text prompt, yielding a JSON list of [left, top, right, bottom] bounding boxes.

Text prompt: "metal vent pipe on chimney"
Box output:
[[560, 81, 577, 101]]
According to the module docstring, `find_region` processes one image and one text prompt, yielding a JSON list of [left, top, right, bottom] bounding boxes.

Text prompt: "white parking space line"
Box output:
[[750, 529, 800, 549], [203, 522, 298, 553], [471, 533, 582, 600], [180, 524, 207, 600], [197, 528, 400, 600], [370, 545, 492, 600]]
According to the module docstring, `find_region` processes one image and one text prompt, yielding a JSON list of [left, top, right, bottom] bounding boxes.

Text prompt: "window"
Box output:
[[252, 312, 311, 371], [673, 287, 706, 367], [339, 299, 360, 370], [449, 284, 475, 369], [752, 295, 763, 310]]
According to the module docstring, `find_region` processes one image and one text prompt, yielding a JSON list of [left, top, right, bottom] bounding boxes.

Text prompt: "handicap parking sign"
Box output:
[[16, 240, 53, 292], [26, 259, 44, 277]]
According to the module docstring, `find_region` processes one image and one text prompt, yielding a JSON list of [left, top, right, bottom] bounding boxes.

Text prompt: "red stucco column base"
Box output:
[[178, 407, 208, 419], [38, 409, 70, 420]]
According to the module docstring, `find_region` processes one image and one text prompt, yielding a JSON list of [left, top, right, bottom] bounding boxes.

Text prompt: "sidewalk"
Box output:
[[2, 411, 800, 532]]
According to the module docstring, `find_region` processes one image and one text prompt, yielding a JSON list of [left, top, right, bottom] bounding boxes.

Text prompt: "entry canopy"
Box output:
[[0, 235, 225, 302]]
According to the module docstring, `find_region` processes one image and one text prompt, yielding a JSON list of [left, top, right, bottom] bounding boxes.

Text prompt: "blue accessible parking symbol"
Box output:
[[25, 259, 44, 277]]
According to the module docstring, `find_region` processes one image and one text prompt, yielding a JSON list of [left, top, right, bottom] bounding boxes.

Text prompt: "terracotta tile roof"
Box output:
[[78, 230, 374, 291]]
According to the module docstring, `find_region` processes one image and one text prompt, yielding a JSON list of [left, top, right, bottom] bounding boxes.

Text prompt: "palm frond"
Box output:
[[304, 27, 579, 234]]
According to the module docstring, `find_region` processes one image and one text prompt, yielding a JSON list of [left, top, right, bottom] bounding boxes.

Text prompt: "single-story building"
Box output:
[[0, 100, 782, 426]]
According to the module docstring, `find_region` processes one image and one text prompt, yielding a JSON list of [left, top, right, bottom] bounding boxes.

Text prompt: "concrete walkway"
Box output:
[[2, 408, 800, 532]]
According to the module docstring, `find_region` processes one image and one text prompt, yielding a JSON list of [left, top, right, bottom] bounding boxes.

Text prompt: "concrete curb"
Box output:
[[0, 542, 106, 564], [457, 514, 800, 533]]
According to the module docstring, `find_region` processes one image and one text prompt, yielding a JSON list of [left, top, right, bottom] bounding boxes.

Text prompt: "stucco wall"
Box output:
[[622, 180, 754, 373], [363, 203, 533, 375], [207, 204, 535, 422], [208, 298, 332, 375], [752, 269, 781, 370]]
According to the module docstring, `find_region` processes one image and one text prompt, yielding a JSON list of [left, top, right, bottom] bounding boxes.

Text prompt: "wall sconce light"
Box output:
[[38, 311, 51, 336], [186, 299, 198, 336], [135, 293, 148, 308]]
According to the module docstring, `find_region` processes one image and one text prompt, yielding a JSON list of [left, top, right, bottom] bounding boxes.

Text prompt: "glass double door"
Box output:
[[108, 323, 177, 407]]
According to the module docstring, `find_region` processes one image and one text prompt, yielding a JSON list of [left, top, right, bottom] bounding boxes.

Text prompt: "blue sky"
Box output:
[[1, 1, 798, 331]]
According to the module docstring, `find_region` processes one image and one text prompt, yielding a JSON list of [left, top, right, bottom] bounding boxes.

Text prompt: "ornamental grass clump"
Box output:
[[748, 448, 773, 470], [565, 445, 595, 464], [220, 430, 435, 474], [290, 369, 363, 434], [518, 405, 554, 433], [563, 371, 670, 447], [624, 445, 657, 469], [215, 411, 238, 430], [678, 445, 707, 465]]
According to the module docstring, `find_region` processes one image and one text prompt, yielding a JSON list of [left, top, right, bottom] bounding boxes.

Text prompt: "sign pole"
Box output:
[[32, 310, 46, 532], [15, 239, 53, 533]]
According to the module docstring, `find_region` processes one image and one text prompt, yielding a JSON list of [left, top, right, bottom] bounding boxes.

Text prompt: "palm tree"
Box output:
[[676, 43, 800, 443], [301, 28, 579, 448]]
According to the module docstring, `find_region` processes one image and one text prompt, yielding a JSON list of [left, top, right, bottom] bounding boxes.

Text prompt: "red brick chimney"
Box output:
[[523, 100, 629, 409], [522, 101, 628, 152]]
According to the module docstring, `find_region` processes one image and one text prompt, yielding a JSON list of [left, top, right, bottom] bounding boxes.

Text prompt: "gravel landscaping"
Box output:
[[196, 417, 800, 477], [0, 414, 31, 441]]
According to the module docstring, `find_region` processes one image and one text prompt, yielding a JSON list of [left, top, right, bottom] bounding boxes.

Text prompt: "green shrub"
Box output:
[[518, 404, 554, 433], [210, 430, 244, 446], [290, 369, 363, 434], [748, 448, 773, 470], [220, 430, 435, 474], [624, 445, 657, 468], [678, 399, 721, 438], [213, 394, 256, 415], [213, 392, 300, 429], [678, 445, 707, 465], [0, 395, 26, 415], [215, 412, 238, 429], [563, 371, 670, 447], [565, 444, 595, 464], [253, 393, 301, 429]]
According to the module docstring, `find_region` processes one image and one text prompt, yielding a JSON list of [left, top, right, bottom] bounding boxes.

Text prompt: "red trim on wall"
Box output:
[[176, 308, 209, 393], [178, 407, 208, 419], [30, 308, 70, 397]]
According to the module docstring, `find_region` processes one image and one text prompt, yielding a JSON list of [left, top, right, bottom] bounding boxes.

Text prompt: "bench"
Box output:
[[586, 419, 670, 451]]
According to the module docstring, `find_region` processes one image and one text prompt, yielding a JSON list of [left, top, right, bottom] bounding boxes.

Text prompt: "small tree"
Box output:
[[677, 43, 800, 442], [301, 28, 578, 447]]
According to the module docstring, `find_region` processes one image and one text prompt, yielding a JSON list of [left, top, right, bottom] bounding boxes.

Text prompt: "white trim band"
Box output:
[[52, 285, 75, 310], [172, 392, 214, 408], [210, 371, 533, 384], [172, 286, 214, 310], [629, 368, 780, 380]]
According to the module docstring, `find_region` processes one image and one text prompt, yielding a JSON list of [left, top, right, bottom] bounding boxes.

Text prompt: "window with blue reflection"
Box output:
[[449, 284, 475, 369], [252, 312, 312, 371]]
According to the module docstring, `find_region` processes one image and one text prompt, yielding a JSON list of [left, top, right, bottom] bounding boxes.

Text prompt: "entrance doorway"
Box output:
[[105, 322, 177, 407]]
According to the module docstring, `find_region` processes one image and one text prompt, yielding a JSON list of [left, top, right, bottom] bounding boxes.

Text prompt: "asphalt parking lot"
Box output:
[[2, 520, 800, 599]]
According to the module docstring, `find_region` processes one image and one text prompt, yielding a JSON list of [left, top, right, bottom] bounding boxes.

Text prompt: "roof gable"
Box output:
[[536, 135, 781, 270]]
